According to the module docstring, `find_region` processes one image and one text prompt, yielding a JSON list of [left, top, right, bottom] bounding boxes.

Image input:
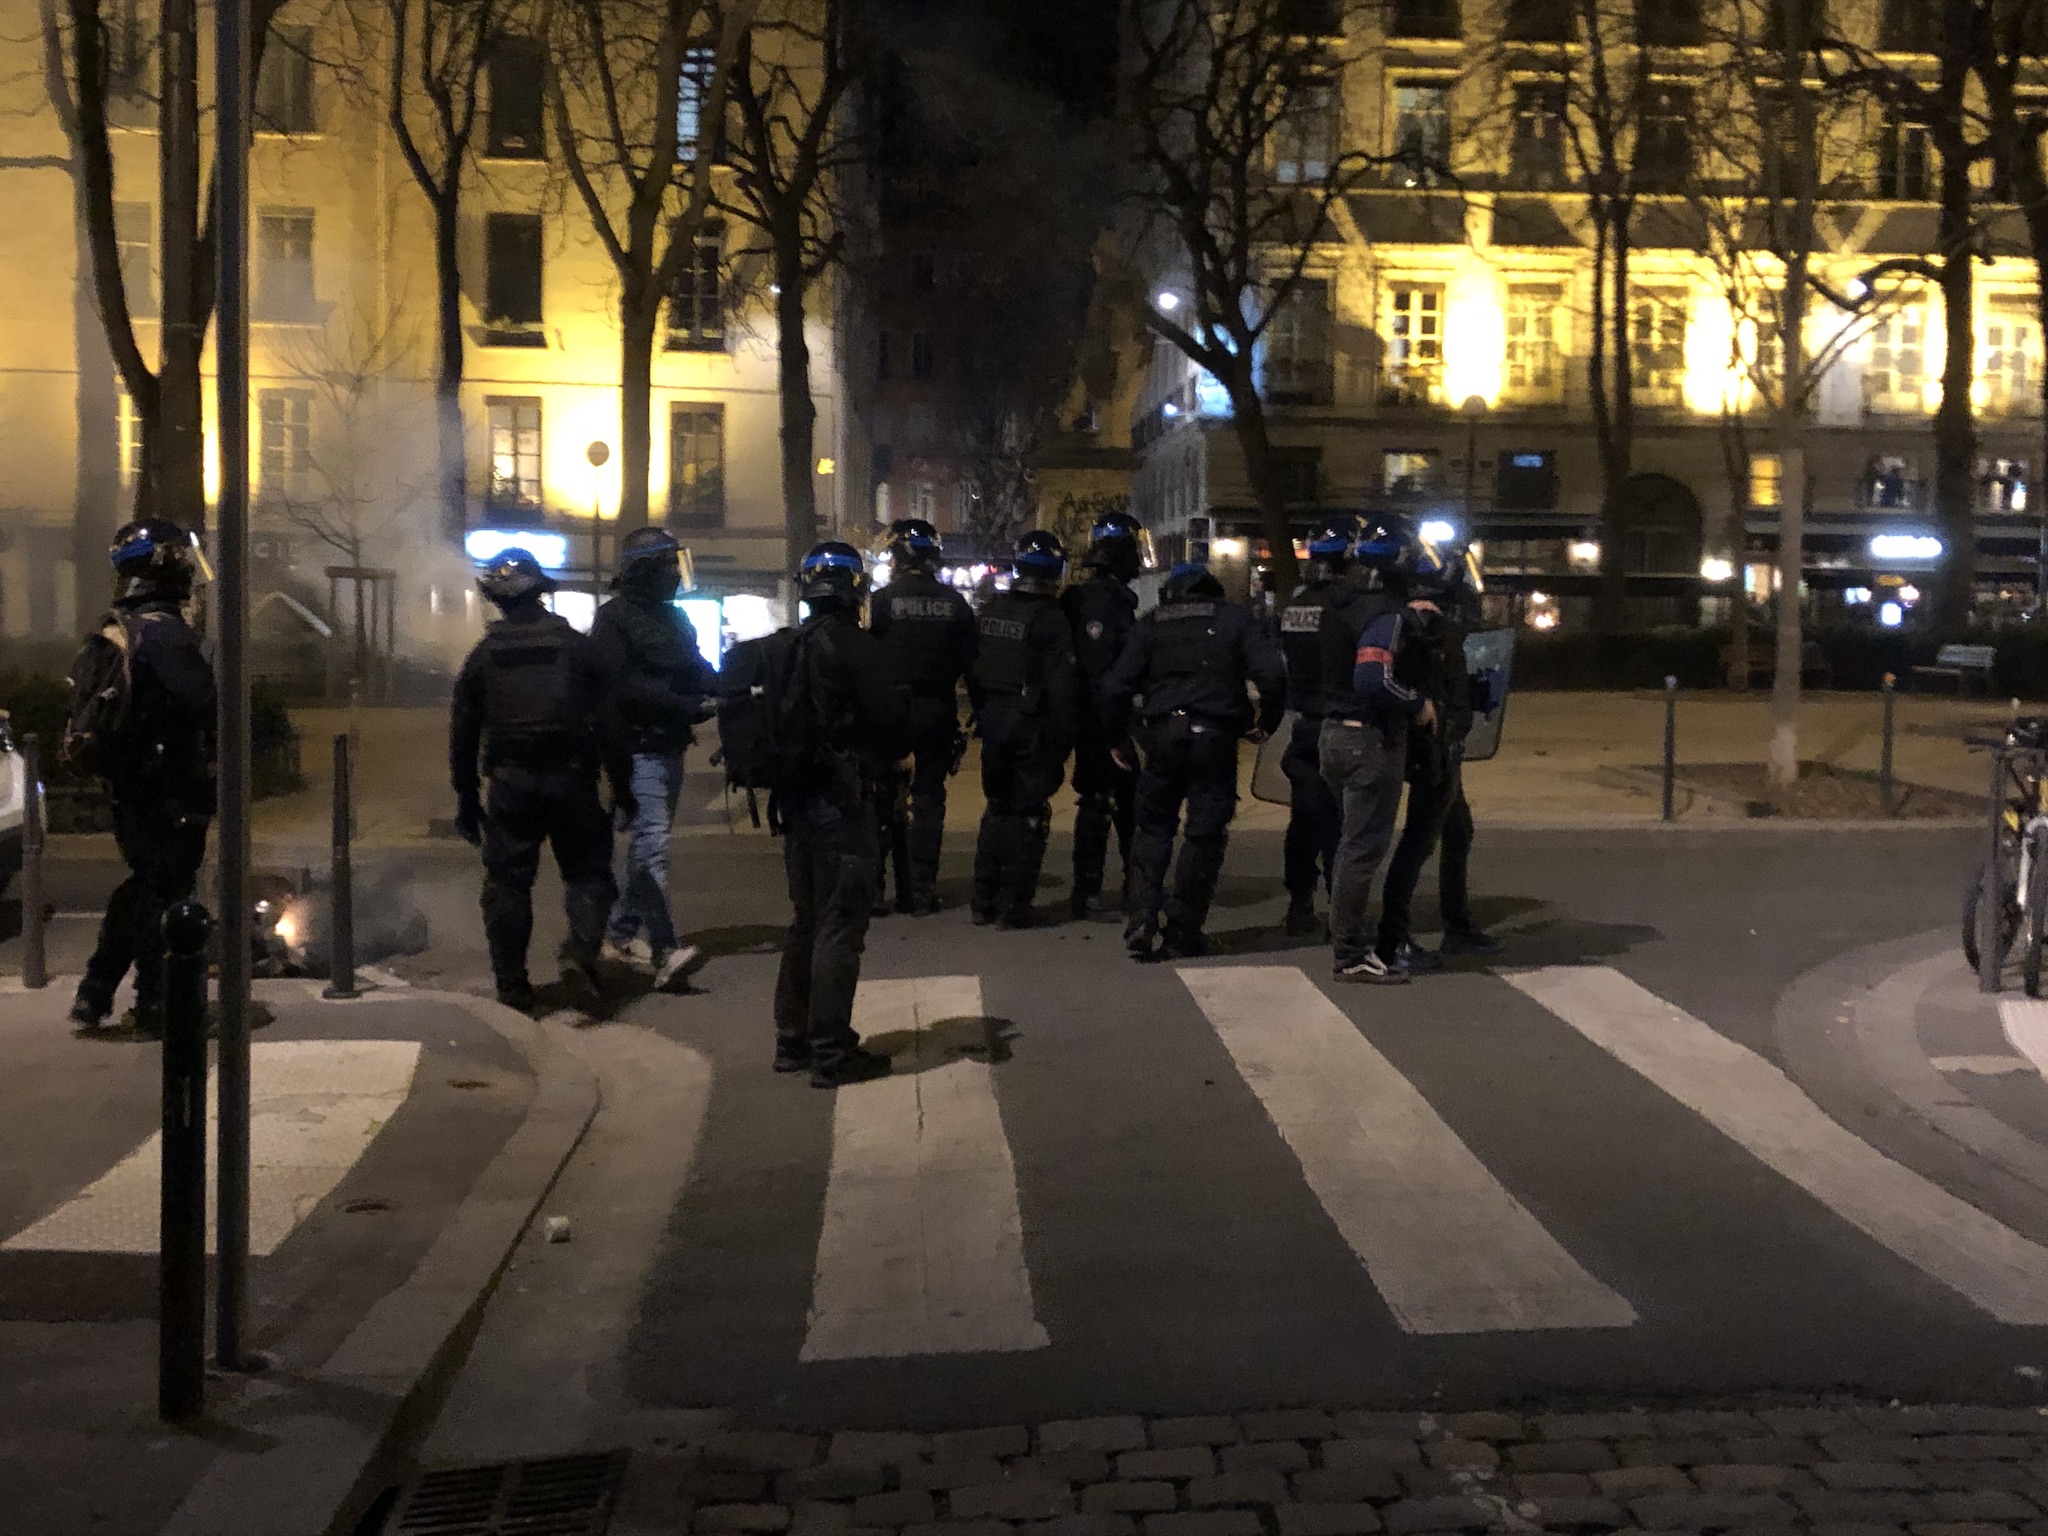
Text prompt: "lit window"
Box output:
[[258, 389, 313, 503], [1863, 454, 1917, 510], [1261, 279, 1331, 403], [1747, 452, 1784, 510], [668, 223, 725, 351], [669, 404, 725, 528], [1983, 458, 2030, 514], [486, 397, 543, 512], [255, 208, 316, 322], [1866, 308, 1926, 412], [1383, 449, 1439, 499], [117, 388, 144, 486], [1275, 74, 1338, 184], [676, 46, 714, 160], [1383, 282, 1445, 404], [1504, 284, 1565, 403], [1628, 288, 1687, 407], [1391, 81, 1452, 186], [1979, 305, 2039, 417]]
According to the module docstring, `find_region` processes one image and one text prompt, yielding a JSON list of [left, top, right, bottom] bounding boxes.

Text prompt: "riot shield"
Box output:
[[1460, 628, 1516, 764]]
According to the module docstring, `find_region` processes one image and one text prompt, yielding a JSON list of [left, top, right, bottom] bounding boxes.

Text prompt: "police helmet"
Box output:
[[1350, 515, 1409, 575], [1012, 529, 1068, 592], [1084, 509, 1144, 582], [1306, 514, 1365, 566], [799, 540, 868, 609], [615, 525, 686, 598], [110, 518, 209, 602], [1163, 560, 1225, 603], [885, 518, 943, 572], [477, 548, 557, 606]]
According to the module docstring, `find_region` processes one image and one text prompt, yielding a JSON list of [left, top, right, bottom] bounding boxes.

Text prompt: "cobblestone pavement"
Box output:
[[610, 1406, 2048, 1536]]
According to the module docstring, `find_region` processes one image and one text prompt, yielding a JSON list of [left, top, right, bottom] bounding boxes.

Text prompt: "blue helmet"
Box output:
[[885, 518, 943, 570], [1306, 514, 1364, 563], [799, 540, 868, 607], [1163, 560, 1224, 603], [477, 547, 556, 604], [1085, 509, 1144, 581], [1351, 515, 1408, 572], [1012, 529, 1068, 591]]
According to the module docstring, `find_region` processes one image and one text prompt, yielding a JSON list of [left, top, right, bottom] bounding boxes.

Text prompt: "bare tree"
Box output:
[[51, 0, 289, 535], [546, 0, 753, 528], [368, 0, 519, 541], [1122, 0, 1397, 600], [719, 0, 853, 570], [1818, 0, 1996, 628]]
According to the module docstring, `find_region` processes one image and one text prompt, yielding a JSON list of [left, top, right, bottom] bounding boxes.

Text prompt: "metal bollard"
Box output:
[[159, 900, 212, 1422], [21, 733, 46, 989], [1881, 673, 1897, 818], [1662, 675, 1678, 823], [323, 733, 358, 1000]]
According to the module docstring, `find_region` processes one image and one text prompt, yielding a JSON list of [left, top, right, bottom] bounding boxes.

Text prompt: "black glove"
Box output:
[[455, 789, 484, 847]]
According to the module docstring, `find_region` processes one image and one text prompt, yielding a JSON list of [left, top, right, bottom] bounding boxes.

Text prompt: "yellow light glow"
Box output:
[[1685, 292, 1740, 417], [1212, 537, 1248, 559], [1568, 541, 1600, 567], [816, 457, 837, 476], [275, 911, 299, 948], [1443, 277, 1506, 410], [1700, 556, 1735, 583]]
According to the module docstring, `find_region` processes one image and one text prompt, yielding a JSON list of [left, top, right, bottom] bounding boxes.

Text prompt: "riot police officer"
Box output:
[[967, 530, 1081, 928], [591, 526, 714, 991], [1061, 510, 1144, 919], [69, 520, 218, 1035], [774, 543, 910, 1087], [1377, 539, 1499, 971], [450, 549, 623, 1015], [869, 518, 977, 914], [1101, 560, 1286, 961], [1319, 518, 1442, 985], [1277, 515, 1363, 938]]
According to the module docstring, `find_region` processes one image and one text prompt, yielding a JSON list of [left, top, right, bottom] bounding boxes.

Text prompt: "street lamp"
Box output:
[[586, 440, 610, 581]]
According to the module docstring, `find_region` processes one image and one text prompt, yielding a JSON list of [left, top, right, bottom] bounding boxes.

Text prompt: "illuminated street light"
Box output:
[[1419, 519, 1458, 546], [1869, 533, 1943, 562], [1699, 557, 1735, 583], [1155, 291, 1181, 313]]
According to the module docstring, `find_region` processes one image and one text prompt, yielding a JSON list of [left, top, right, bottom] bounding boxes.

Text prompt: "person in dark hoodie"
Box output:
[[590, 527, 715, 992], [1061, 509, 1144, 918], [1318, 518, 1443, 986], [68, 520, 218, 1036], [1100, 560, 1286, 961]]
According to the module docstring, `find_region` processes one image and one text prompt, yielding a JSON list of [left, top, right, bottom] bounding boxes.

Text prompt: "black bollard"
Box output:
[[324, 733, 358, 1000], [159, 900, 212, 1422], [21, 732, 46, 989], [1881, 673, 1897, 818], [1662, 675, 1678, 823]]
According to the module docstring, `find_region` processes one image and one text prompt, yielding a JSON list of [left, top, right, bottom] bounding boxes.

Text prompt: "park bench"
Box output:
[[1719, 640, 1833, 689], [1911, 643, 1997, 695]]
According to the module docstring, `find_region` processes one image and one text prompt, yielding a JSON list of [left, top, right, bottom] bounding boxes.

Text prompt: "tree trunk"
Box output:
[[775, 246, 819, 575], [72, 166, 120, 628], [618, 294, 659, 530], [156, 0, 206, 534], [433, 193, 466, 542], [1932, 214, 1979, 628], [1771, 14, 1818, 792], [1769, 443, 1806, 787], [1226, 365, 1298, 603], [1587, 207, 1635, 633]]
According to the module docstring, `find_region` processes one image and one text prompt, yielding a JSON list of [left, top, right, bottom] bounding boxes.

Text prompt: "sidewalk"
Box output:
[[214, 692, 2015, 854], [0, 971, 595, 1535]]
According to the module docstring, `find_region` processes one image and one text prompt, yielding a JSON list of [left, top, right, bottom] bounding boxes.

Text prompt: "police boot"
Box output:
[[1284, 895, 1323, 939], [1001, 814, 1050, 928], [971, 814, 1005, 925]]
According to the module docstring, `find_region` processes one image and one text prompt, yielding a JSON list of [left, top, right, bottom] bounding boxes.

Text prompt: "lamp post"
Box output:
[[587, 440, 611, 584]]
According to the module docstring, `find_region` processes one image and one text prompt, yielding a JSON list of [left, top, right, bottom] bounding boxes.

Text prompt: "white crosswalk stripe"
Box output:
[[1514, 965, 2048, 1325], [3, 1040, 420, 1256], [1999, 997, 2048, 1084], [802, 976, 1048, 1361], [1178, 964, 1636, 1335]]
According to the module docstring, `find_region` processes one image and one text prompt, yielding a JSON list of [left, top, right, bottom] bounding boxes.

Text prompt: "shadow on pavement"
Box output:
[[865, 1014, 1019, 1074], [1495, 916, 1662, 966]]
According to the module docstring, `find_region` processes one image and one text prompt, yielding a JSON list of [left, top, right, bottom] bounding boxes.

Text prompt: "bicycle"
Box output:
[[1963, 717, 2048, 994]]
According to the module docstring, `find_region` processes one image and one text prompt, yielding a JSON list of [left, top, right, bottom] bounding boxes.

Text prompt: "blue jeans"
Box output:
[[607, 751, 684, 954]]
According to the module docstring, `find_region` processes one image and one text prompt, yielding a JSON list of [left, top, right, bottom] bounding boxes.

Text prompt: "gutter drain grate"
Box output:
[[386, 1450, 627, 1535]]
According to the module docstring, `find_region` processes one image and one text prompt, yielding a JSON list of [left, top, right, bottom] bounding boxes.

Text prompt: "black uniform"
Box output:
[[774, 609, 911, 1070], [450, 604, 619, 995], [1062, 570, 1140, 912], [869, 568, 977, 909], [1277, 573, 1350, 907], [1101, 582, 1286, 949], [74, 600, 217, 1024], [967, 588, 1081, 923]]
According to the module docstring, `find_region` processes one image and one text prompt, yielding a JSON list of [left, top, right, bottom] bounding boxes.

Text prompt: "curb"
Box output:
[[1594, 762, 1981, 828], [156, 990, 600, 1536]]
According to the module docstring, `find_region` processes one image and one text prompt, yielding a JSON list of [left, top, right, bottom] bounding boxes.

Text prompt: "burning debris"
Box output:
[[253, 863, 429, 978]]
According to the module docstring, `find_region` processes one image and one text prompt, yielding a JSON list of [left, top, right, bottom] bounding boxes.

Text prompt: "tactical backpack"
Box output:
[[715, 625, 841, 825], [60, 611, 139, 779]]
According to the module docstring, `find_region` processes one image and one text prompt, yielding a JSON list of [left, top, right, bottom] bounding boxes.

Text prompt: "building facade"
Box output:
[[0, 0, 853, 669], [1128, 0, 2047, 629]]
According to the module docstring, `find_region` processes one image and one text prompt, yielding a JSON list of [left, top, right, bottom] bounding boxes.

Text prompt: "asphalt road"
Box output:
[[369, 819, 2048, 1446]]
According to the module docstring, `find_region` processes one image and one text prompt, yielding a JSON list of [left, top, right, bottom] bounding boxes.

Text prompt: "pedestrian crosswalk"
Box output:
[[3, 1040, 420, 1256], [778, 961, 2048, 1361]]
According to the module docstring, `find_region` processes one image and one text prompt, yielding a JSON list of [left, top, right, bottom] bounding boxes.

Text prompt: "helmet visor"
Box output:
[[187, 530, 216, 586]]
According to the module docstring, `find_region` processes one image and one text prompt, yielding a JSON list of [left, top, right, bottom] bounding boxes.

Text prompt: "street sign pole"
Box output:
[[213, 0, 253, 1373]]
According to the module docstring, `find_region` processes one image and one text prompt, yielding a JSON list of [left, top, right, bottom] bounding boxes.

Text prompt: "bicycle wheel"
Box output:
[[1981, 845, 2020, 993], [1966, 860, 1985, 972], [2026, 838, 2048, 998]]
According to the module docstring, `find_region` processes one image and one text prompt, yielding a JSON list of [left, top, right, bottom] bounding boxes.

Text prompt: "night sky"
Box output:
[[896, 0, 1119, 114]]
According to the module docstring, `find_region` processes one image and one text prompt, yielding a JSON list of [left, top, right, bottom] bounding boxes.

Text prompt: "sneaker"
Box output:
[[811, 1047, 893, 1089], [1124, 920, 1158, 961], [1336, 953, 1409, 986], [1440, 926, 1500, 956], [652, 944, 708, 994], [496, 979, 538, 1014], [773, 1045, 811, 1074], [1283, 900, 1323, 939], [1159, 928, 1209, 960], [1387, 939, 1441, 976], [602, 937, 654, 970], [560, 961, 603, 1015], [69, 995, 108, 1031]]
